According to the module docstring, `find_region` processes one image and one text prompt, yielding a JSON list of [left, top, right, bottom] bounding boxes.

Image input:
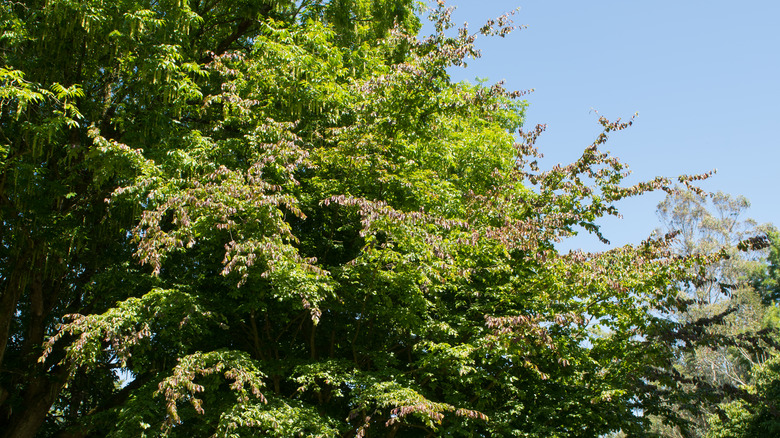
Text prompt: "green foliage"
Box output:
[[750, 230, 780, 305], [703, 231, 780, 438], [0, 1, 759, 437], [707, 357, 780, 438], [645, 190, 779, 437]]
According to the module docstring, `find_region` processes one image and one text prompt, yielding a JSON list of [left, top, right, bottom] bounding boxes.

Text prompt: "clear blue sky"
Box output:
[[429, 1, 780, 250]]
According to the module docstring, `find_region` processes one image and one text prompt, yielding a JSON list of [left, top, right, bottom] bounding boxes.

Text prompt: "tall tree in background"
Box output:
[[657, 191, 771, 387], [647, 190, 778, 437], [706, 230, 780, 438], [0, 1, 755, 437]]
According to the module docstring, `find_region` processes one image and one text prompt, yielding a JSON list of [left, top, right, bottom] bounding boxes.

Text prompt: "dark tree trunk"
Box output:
[[2, 366, 68, 438], [0, 245, 32, 369]]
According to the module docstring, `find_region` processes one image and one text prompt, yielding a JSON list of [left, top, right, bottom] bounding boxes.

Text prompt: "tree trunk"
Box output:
[[2, 366, 68, 438], [1, 246, 67, 438], [0, 245, 32, 369]]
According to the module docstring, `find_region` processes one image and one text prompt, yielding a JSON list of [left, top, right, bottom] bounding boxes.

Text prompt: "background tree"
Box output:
[[705, 230, 780, 438], [645, 190, 778, 437], [0, 1, 750, 437], [657, 191, 771, 386]]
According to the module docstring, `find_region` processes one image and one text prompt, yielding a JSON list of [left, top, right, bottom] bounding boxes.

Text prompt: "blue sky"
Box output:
[[431, 1, 779, 250]]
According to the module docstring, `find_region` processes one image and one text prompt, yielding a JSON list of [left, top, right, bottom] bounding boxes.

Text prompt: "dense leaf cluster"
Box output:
[[1, 1, 770, 437]]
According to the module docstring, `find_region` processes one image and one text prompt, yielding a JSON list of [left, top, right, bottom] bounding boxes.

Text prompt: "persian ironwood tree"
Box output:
[[0, 1, 732, 437]]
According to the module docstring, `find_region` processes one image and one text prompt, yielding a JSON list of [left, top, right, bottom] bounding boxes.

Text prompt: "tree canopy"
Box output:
[[0, 1, 775, 437], [642, 191, 778, 437]]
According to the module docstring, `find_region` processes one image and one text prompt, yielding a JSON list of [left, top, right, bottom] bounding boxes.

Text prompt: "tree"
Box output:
[[751, 229, 780, 306], [0, 1, 732, 437], [646, 190, 778, 437], [704, 230, 780, 438], [657, 191, 771, 387], [706, 355, 780, 438]]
